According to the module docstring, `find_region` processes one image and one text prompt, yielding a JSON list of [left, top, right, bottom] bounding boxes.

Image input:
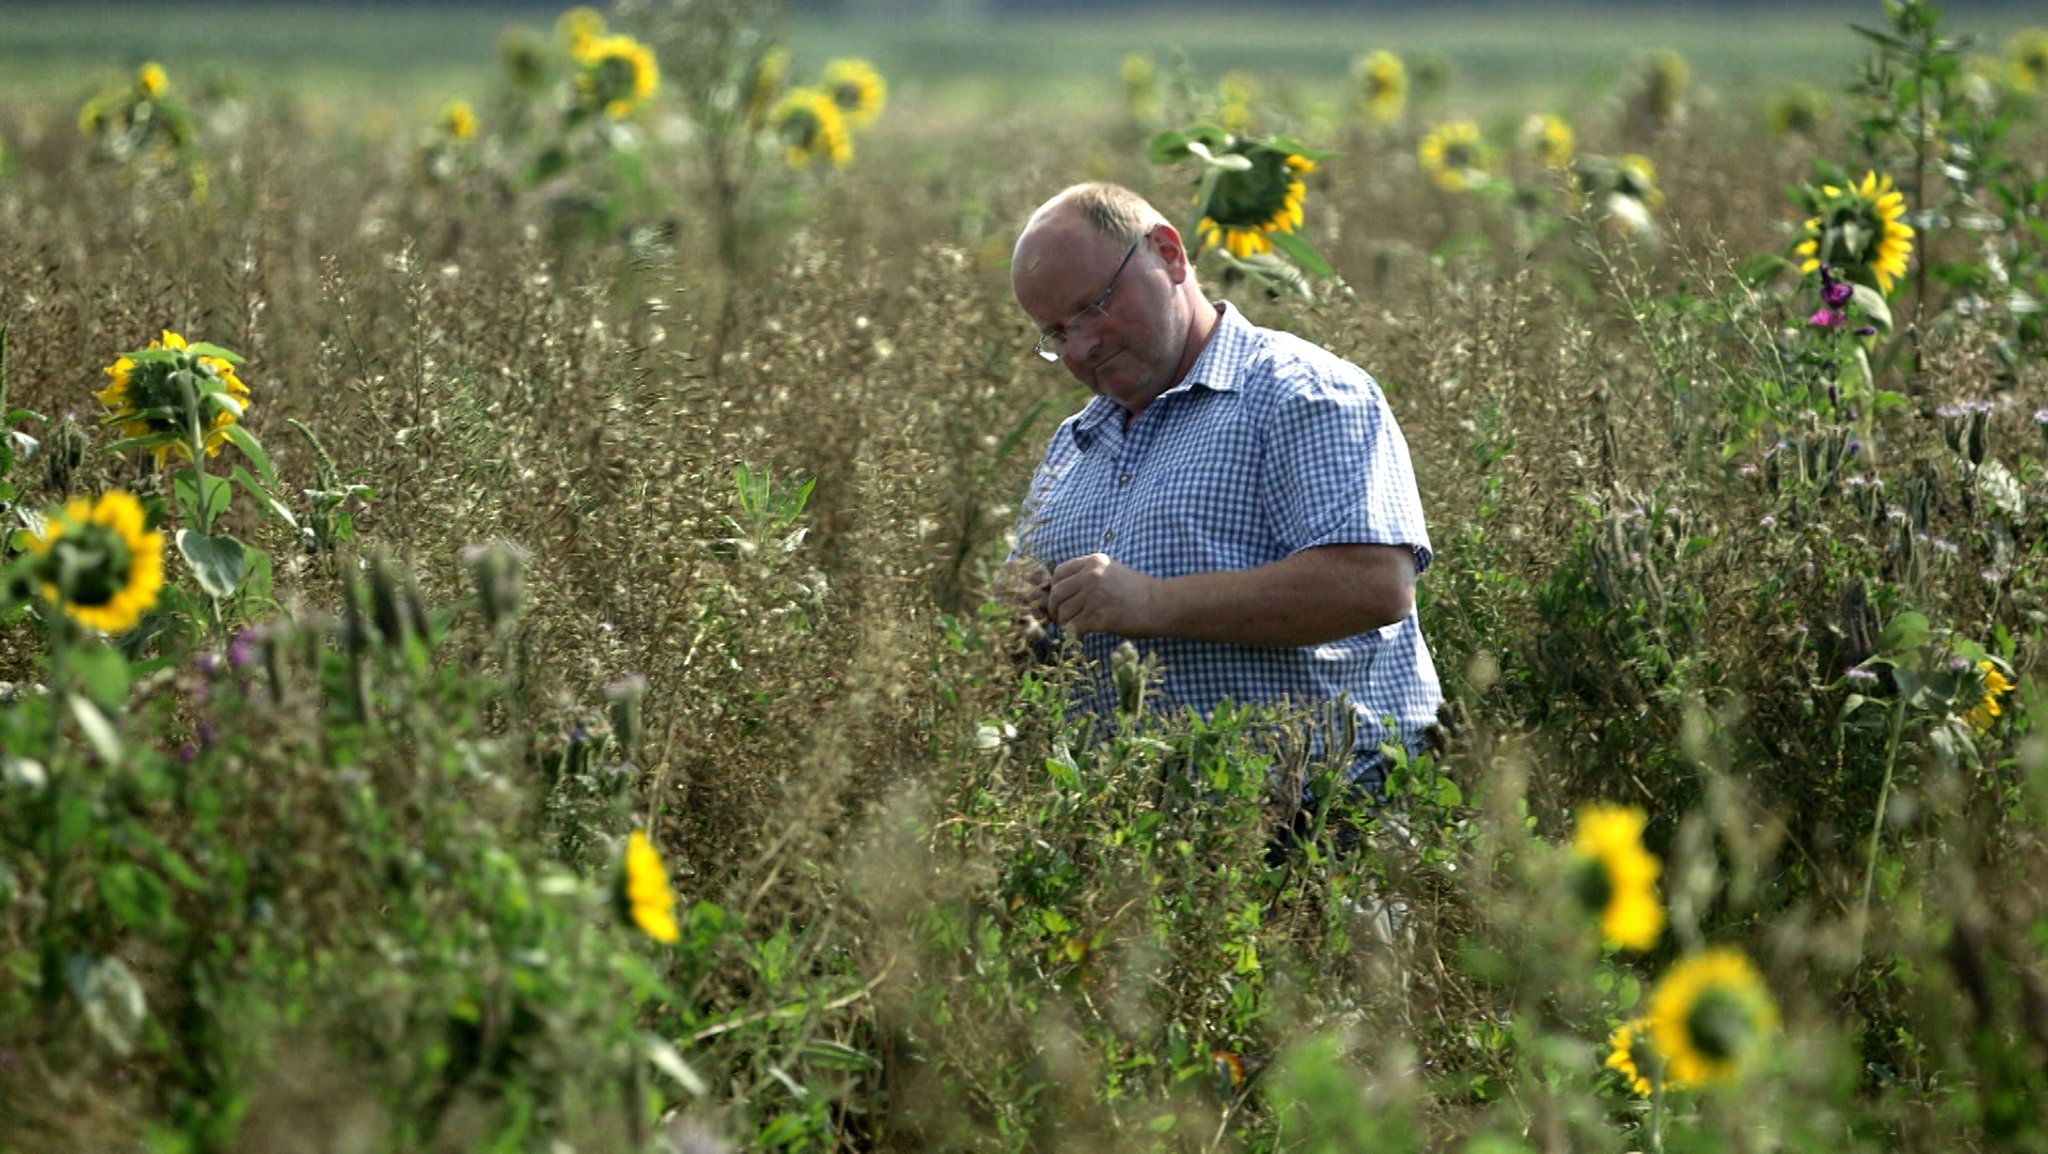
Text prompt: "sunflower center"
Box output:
[[48, 524, 134, 609], [1684, 986, 1754, 1063], [1571, 855, 1615, 914], [1206, 148, 1296, 230]]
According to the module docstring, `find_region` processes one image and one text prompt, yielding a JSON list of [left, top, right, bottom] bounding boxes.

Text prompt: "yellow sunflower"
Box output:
[[1616, 153, 1664, 211], [1604, 1019, 1658, 1097], [1794, 170, 1915, 295], [1569, 803, 1665, 952], [1218, 70, 1259, 134], [1121, 52, 1161, 123], [24, 490, 165, 634], [555, 6, 607, 52], [96, 330, 251, 468], [2010, 28, 2048, 93], [1964, 660, 2015, 731], [619, 830, 680, 943], [745, 46, 791, 130], [441, 100, 477, 141], [1766, 84, 1832, 140], [1195, 146, 1313, 261], [1354, 50, 1407, 125], [1419, 119, 1489, 192], [574, 33, 659, 120], [137, 62, 167, 99], [1520, 113, 1574, 170], [770, 88, 852, 170], [819, 58, 886, 130], [1648, 948, 1778, 1088]]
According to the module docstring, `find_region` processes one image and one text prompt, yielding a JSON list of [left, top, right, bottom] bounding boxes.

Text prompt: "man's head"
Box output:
[[1012, 183, 1213, 415]]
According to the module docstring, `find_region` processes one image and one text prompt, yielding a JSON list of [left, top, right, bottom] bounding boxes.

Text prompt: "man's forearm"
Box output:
[[1046, 544, 1416, 648]]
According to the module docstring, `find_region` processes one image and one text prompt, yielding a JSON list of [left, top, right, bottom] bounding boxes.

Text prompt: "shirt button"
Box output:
[[1101, 530, 1114, 544], [1117, 473, 1132, 485]]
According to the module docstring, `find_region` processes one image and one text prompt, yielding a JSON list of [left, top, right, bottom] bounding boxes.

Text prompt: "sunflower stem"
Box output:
[[183, 378, 224, 638], [1648, 1078, 1665, 1154], [1858, 693, 1909, 942]]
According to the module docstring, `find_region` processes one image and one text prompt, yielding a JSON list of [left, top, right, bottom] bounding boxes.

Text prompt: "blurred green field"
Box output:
[[1, 2, 2038, 119]]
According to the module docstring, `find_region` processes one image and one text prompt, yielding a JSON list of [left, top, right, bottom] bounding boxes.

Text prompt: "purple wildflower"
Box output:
[[228, 626, 265, 672], [1937, 404, 1966, 420], [1846, 436, 1862, 457], [1809, 307, 1846, 329], [1854, 326, 1878, 337], [1759, 514, 1777, 528]]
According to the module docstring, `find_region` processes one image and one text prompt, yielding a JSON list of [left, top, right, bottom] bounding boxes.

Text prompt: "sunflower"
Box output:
[[770, 88, 852, 170], [745, 46, 791, 130], [1354, 50, 1407, 125], [1766, 84, 1832, 140], [619, 830, 680, 943], [820, 58, 886, 129], [1604, 1019, 1659, 1097], [24, 490, 165, 634], [1218, 70, 1259, 134], [555, 6, 607, 52], [137, 62, 167, 99], [96, 330, 251, 468], [2010, 28, 2048, 93], [574, 33, 659, 120], [1569, 803, 1664, 952], [1520, 113, 1574, 170], [1616, 154, 1664, 211], [1194, 144, 1313, 261], [1648, 948, 1779, 1088], [1794, 171, 1915, 295], [1121, 52, 1161, 123], [1964, 660, 2015, 731], [441, 100, 477, 141], [1418, 120, 1490, 193]]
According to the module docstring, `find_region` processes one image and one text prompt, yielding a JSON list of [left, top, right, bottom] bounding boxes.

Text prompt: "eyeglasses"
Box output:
[[1032, 238, 1141, 362]]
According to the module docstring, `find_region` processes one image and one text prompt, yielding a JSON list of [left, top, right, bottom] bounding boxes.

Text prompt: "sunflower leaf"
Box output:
[[223, 425, 276, 487], [173, 471, 232, 527], [104, 433, 180, 457], [1268, 230, 1335, 280], [181, 342, 244, 365], [177, 529, 246, 598], [1849, 283, 1893, 332], [232, 466, 297, 530]]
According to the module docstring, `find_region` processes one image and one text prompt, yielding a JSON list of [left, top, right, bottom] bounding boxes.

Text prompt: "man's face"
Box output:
[[1013, 216, 1179, 411]]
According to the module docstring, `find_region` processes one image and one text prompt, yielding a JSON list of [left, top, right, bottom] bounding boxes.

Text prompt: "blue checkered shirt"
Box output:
[[1016, 302, 1443, 774]]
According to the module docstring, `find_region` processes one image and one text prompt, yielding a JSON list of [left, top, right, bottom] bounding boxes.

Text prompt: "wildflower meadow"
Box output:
[[1, 0, 2046, 1150]]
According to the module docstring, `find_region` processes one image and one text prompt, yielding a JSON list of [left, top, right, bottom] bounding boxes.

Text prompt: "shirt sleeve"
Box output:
[[1257, 360, 1433, 574]]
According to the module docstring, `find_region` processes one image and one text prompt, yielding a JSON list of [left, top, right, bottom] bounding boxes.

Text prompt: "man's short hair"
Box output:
[[1040, 182, 1167, 244]]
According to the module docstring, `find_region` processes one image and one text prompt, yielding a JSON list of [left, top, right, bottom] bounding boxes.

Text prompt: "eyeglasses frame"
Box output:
[[1032, 236, 1144, 362]]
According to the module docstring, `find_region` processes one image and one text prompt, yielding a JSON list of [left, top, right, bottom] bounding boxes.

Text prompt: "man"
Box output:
[[1005, 182, 1442, 793]]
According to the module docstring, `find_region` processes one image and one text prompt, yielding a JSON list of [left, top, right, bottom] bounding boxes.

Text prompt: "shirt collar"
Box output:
[[1068, 301, 1251, 445]]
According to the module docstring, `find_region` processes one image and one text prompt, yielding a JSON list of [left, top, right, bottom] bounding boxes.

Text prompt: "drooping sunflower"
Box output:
[[1964, 660, 2015, 731], [1766, 84, 1832, 140], [770, 88, 852, 170], [574, 33, 659, 120], [1568, 803, 1665, 952], [24, 490, 165, 635], [441, 100, 477, 141], [555, 5, 607, 52], [2009, 28, 2048, 93], [1794, 171, 1915, 295], [1194, 143, 1313, 261], [137, 62, 168, 99], [1648, 948, 1779, 1088], [1354, 50, 1407, 125], [1418, 119, 1490, 193], [96, 330, 251, 468], [618, 830, 680, 943], [819, 58, 886, 130], [1603, 1019, 1658, 1098], [1520, 113, 1574, 170]]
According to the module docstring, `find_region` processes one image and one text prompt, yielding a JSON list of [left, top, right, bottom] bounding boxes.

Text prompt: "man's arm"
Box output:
[[1044, 543, 1416, 648]]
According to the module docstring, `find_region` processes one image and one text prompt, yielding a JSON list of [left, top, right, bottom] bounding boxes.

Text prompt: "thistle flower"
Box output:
[[96, 330, 251, 468], [573, 33, 659, 120], [770, 88, 852, 169], [1418, 120, 1489, 192], [1353, 50, 1407, 125], [1794, 171, 1915, 295], [1193, 142, 1313, 260], [23, 490, 165, 634], [819, 58, 886, 130], [1648, 948, 1779, 1088], [618, 830, 680, 943], [1964, 660, 2014, 731], [1568, 803, 1664, 952]]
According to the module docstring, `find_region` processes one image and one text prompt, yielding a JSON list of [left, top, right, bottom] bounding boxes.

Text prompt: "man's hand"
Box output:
[[1047, 553, 1162, 637], [994, 558, 1054, 651]]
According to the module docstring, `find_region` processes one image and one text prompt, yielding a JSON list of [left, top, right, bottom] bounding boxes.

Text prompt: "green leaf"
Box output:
[[173, 471, 232, 527], [1268, 229, 1335, 279], [222, 425, 275, 485], [66, 954, 147, 1057], [1875, 611, 1930, 658], [70, 695, 122, 763], [181, 341, 244, 365], [98, 862, 173, 935], [239, 546, 275, 608], [1850, 283, 1893, 332], [1184, 140, 1254, 172], [176, 529, 247, 598], [799, 1039, 881, 1071], [231, 466, 297, 530], [642, 1032, 708, 1096], [104, 433, 181, 458], [69, 644, 132, 711]]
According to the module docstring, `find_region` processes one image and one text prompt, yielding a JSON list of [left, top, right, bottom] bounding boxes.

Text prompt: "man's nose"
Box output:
[[1062, 324, 1103, 369]]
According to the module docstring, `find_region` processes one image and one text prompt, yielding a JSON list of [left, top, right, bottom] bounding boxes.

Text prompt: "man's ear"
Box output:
[[1150, 223, 1192, 284]]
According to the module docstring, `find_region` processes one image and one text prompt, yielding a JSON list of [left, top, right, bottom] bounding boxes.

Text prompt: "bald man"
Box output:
[[1005, 181, 1442, 792]]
